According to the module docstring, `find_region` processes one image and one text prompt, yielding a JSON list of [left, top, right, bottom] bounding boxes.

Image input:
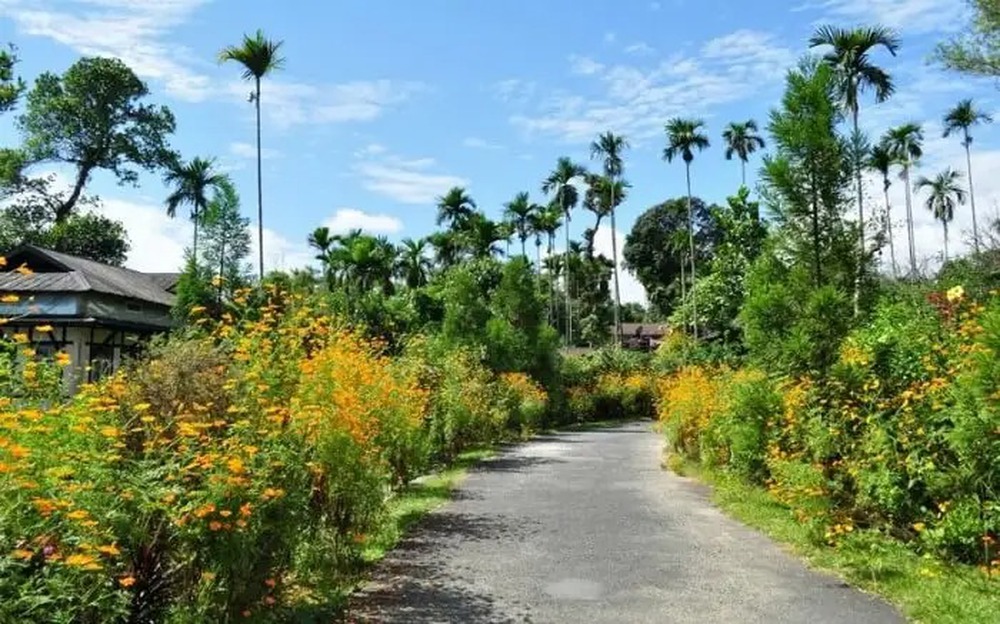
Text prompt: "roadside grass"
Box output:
[[361, 448, 495, 564], [670, 457, 1000, 624]]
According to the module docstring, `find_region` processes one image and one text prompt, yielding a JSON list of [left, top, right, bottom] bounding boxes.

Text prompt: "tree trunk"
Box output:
[[884, 183, 897, 277], [741, 159, 747, 188], [852, 107, 863, 316], [965, 133, 980, 254], [219, 241, 225, 303], [903, 165, 917, 276], [610, 178, 621, 348], [255, 76, 264, 280], [943, 219, 950, 264], [685, 161, 698, 340], [521, 238, 527, 259], [679, 251, 686, 321], [192, 206, 199, 263], [548, 234, 556, 326], [562, 186, 572, 347], [56, 165, 93, 223]]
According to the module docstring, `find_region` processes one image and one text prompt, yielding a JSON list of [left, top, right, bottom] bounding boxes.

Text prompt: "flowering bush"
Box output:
[[655, 286, 1000, 571]]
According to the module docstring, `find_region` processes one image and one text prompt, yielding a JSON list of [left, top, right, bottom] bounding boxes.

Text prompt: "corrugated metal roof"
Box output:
[[0, 246, 176, 307]]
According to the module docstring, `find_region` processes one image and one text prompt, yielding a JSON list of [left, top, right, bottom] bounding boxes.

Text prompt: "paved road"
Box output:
[[348, 422, 903, 623]]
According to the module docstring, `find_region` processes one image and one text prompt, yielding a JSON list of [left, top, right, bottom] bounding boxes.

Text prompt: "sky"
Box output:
[[0, 0, 996, 303]]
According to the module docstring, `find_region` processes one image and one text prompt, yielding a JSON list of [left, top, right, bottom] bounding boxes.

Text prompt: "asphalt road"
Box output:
[[348, 422, 904, 624]]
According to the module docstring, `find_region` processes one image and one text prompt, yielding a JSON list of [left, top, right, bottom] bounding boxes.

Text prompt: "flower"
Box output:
[[96, 544, 120, 556], [34, 324, 53, 333], [208, 521, 223, 531], [946, 285, 965, 303], [64, 553, 101, 569], [11, 549, 34, 560], [1, 294, 19, 303], [119, 575, 136, 588], [55, 352, 71, 367], [14, 263, 32, 276]]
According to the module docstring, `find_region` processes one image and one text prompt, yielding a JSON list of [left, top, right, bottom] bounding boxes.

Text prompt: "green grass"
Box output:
[[361, 448, 494, 563], [672, 458, 1000, 624]]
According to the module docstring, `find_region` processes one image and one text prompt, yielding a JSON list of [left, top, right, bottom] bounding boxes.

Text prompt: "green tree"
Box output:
[[396, 237, 432, 288], [882, 123, 924, 275], [944, 99, 993, 253], [810, 25, 899, 311], [163, 157, 226, 260], [17, 57, 176, 223], [867, 144, 898, 276], [503, 192, 536, 258], [220, 30, 285, 280], [428, 230, 461, 269], [542, 157, 587, 345], [722, 120, 766, 186], [307, 226, 335, 286], [935, 0, 1000, 77], [663, 117, 710, 338], [590, 131, 630, 346], [762, 60, 853, 288], [915, 168, 966, 263], [436, 186, 476, 229], [0, 44, 25, 115], [462, 213, 506, 259], [201, 178, 251, 299], [172, 255, 218, 320], [46, 212, 130, 266]]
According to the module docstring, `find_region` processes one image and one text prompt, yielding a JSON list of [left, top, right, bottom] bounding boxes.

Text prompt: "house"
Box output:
[[617, 322, 669, 351], [0, 245, 179, 389]]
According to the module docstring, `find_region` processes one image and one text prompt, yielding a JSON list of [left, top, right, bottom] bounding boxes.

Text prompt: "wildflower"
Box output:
[[66, 509, 90, 521], [64, 553, 101, 569], [946, 285, 965, 302], [0, 294, 18, 303], [264, 578, 276, 588], [11, 549, 34, 560], [913, 522, 926, 533], [96, 544, 120, 556], [119, 575, 136, 588], [226, 457, 246, 475], [208, 521, 223, 531], [12, 333, 28, 343], [189, 305, 207, 315], [0, 256, 5, 267], [55, 352, 71, 366], [264, 596, 276, 605], [193, 504, 216, 518], [201, 571, 216, 582], [14, 263, 32, 275], [240, 502, 253, 517], [34, 324, 53, 333]]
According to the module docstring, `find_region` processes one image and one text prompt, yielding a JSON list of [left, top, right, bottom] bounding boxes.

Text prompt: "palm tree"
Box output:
[[722, 120, 766, 186], [463, 213, 505, 259], [663, 118, 709, 338], [542, 157, 587, 346], [308, 226, 336, 285], [915, 168, 966, 263], [811, 25, 899, 309], [535, 204, 564, 325], [397, 238, 431, 289], [504, 192, 536, 258], [943, 99, 993, 253], [163, 157, 226, 261], [867, 144, 898, 276], [436, 186, 477, 229], [427, 231, 460, 269], [589, 131, 629, 346], [219, 29, 285, 280], [882, 123, 924, 276]]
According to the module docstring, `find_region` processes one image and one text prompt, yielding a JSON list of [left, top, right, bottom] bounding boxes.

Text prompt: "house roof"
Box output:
[[0, 246, 176, 307]]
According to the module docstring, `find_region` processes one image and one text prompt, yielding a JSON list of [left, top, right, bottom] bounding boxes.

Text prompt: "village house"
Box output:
[[0, 245, 178, 390]]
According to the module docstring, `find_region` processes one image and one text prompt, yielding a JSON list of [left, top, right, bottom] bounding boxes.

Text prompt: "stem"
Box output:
[[255, 76, 264, 281], [885, 183, 897, 278], [610, 177, 621, 348], [852, 107, 863, 316], [686, 161, 698, 340], [966, 134, 980, 254], [904, 165, 917, 276]]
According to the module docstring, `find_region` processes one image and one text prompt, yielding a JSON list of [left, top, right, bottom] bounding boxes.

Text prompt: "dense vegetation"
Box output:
[[2, 6, 1000, 622]]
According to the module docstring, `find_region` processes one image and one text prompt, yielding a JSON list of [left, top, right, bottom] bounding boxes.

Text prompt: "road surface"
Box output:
[[348, 422, 903, 623]]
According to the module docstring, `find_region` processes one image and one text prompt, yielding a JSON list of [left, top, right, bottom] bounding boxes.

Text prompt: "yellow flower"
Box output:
[[119, 575, 136, 588], [189, 305, 207, 315], [946, 285, 965, 302], [64, 553, 100, 569], [11, 549, 34, 560], [0, 256, 5, 267], [14, 263, 32, 276], [96, 544, 120, 556], [34, 324, 53, 333], [55, 352, 71, 367], [66, 509, 90, 521], [913, 522, 926, 533], [0, 294, 19, 303]]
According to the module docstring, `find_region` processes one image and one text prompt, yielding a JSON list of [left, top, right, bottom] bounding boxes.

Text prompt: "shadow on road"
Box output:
[[345, 511, 527, 623]]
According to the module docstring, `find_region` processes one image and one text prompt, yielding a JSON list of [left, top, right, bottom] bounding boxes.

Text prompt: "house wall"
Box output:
[[83, 294, 173, 330]]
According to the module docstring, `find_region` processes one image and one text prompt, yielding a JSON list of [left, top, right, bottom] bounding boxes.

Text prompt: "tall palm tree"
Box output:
[[915, 168, 966, 263], [504, 192, 536, 258], [307, 226, 335, 285], [463, 213, 506, 259], [219, 29, 285, 280], [882, 124, 923, 276], [590, 131, 629, 346], [663, 118, 709, 338], [722, 120, 766, 186], [535, 203, 564, 325], [943, 99, 993, 254], [867, 144, 898, 276], [163, 157, 226, 261], [542, 157, 587, 346], [396, 237, 432, 288], [435, 186, 477, 229], [811, 25, 899, 310]]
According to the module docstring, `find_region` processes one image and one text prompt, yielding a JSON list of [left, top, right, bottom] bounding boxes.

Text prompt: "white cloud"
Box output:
[[511, 30, 795, 143], [491, 78, 538, 105], [229, 142, 281, 160], [462, 137, 504, 150], [799, 0, 966, 35], [355, 150, 468, 205], [3, 0, 213, 101], [322, 208, 403, 234], [624, 42, 655, 56], [592, 223, 646, 303], [569, 55, 605, 76]]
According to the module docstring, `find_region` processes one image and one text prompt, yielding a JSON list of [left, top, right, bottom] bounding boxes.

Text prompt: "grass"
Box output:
[[670, 456, 1000, 624], [361, 448, 495, 563]]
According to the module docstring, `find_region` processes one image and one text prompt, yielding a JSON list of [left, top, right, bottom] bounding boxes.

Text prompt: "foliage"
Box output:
[[0, 205, 130, 266], [935, 0, 1000, 77], [0, 43, 25, 116], [17, 57, 177, 222], [201, 178, 252, 298]]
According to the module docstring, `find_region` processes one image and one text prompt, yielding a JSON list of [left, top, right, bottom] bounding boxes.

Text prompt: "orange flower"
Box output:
[[55, 352, 71, 367], [96, 544, 120, 556], [11, 549, 34, 560], [119, 575, 137, 587], [208, 521, 223, 531], [64, 553, 101, 569]]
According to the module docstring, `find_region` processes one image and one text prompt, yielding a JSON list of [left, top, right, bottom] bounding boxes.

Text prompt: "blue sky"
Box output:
[[0, 0, 997, 301]]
